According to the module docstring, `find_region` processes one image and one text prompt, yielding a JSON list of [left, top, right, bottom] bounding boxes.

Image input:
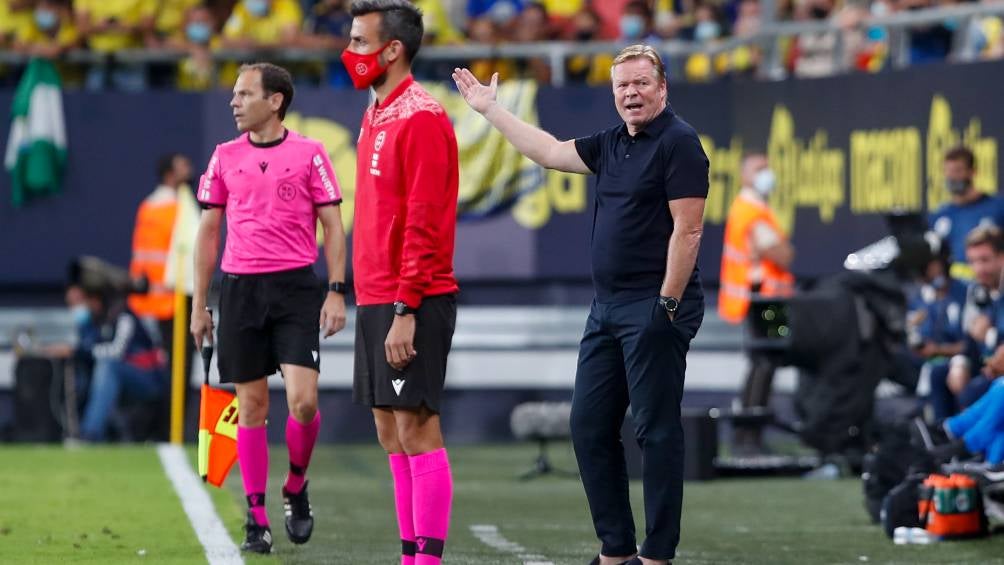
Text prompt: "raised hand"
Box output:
[[451, 67, 499, 115]]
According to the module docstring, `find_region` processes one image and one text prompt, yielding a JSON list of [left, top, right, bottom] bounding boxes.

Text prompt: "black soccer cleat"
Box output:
[[240, 511, 273, 554], [283, 481, 314, 544]]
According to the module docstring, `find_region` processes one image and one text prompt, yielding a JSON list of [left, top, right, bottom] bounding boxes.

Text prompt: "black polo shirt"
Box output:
[[574, 105, 709, 303]]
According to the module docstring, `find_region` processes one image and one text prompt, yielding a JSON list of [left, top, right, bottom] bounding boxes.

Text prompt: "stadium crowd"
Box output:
[[0, 0, 1002, 88]]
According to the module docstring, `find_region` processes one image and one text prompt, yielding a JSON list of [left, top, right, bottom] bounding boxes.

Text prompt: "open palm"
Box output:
[[452, 67, 498, 115]]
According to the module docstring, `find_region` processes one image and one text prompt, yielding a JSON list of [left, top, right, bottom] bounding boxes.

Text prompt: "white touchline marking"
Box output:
[[470, 524, 555, 565], [158, 444, 244, 565]]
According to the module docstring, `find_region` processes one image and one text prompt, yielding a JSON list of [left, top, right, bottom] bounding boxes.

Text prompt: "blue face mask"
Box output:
[[34, 8, 58, 31], [186, 22, 212, 44], [620, 15, 645, 39], [246, 0, 269, 17], [71, 304, 91, 327], [694, 21, 721, 42]]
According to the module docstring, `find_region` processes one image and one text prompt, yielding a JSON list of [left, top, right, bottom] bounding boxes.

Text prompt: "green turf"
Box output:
[[0, 445, 205, 564], [235, 443, 1004, 564], [4, 443, 1004, 564]]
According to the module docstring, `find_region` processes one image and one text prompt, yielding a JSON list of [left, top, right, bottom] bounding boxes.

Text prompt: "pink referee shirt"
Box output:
[[198, 130, 342, 274]]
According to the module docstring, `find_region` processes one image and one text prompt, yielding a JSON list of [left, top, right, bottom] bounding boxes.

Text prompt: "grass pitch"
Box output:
[[2, 443, 1004, 564]]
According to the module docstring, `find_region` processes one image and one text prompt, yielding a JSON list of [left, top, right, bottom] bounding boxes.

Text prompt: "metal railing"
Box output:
[[1, 3, 1003, 87]]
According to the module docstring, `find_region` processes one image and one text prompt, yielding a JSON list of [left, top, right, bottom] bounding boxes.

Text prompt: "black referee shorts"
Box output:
[[352, 294, 456, 413], [217, 266, 324, 384]]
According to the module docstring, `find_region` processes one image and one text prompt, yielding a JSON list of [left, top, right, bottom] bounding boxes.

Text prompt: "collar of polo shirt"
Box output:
[[617, 105, 675, 139]]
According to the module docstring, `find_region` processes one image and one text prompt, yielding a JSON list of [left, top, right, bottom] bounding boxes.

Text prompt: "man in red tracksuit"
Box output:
[[342, 2, 459, 564]]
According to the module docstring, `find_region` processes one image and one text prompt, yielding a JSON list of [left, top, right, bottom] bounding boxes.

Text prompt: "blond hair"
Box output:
[[611, 44, 667, 83], [966, 224, 1004, 253]]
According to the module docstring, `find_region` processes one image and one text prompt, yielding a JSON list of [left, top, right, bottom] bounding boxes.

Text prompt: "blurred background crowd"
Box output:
[[1, 0, 1002, 88]]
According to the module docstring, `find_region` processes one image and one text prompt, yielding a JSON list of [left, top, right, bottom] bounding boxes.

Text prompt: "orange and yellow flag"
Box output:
[[197, 383, 238, 487]]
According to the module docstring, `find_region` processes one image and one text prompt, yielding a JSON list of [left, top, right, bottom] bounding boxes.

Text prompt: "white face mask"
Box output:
[[753, 168, 776, 197]]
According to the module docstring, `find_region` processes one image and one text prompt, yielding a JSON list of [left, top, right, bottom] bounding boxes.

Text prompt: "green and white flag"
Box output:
[[4, 58, 67, 207]]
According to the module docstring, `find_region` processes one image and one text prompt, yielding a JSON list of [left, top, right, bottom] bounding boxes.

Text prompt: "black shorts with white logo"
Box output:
[[352, 294, 456, 413], [217, 266, 324, 383]]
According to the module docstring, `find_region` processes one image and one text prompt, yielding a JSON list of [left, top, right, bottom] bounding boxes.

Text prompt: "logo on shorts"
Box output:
[[392, 379, 405, 396], [311, 350, 318, 362], [277, 183, 296, 201]]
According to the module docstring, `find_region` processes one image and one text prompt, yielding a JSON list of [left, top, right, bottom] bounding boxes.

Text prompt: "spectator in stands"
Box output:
[[510, 2, 554, 83], [684, 3, 729, 81], [299, 0, 353, 87], [592, 0, 634, 39], [652, 0, 686, 39], [413, 0, 464, 44], [221, 0, 303, 49], [938, 226, 1004, 418], [565, 7, 613, 85], [901, 0, 953, 64], [832, 0, 873, 72], [75, 0, 151, 90], [791, 0, 841, 78], [220, 0, 303, 85], [0, 0, 33, 49], [147, 0, 203, 47], [173, 4, 223, 91], [730, 0, 763, 76], [540, 0, 583, 21], [618, 0, 660, 43], [467, 16, 518, 83], [468, 0, 524, 23], [12, 0, 81, 61], [930, 146, 1004, 282], [964, 0, 1004, 60]]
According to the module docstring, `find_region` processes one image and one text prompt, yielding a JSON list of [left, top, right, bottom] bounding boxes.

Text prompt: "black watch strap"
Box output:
[[328, 281, 347, 295], [394, 301, 416, 316], [659, 295, 680, 313]]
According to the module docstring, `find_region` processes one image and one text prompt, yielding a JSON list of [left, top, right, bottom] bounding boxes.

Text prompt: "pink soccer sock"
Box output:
[[284, 411, 321, 494], [410, 448, 453, 565], [237, 425, 270, 526], [389, 453, 416, 565]]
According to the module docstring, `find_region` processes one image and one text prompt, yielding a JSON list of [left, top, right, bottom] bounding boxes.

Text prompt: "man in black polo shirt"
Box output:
[[453, 45, 709, 565]]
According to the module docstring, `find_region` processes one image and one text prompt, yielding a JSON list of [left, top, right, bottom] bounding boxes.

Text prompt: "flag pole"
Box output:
[[170, 256, 187, 444]]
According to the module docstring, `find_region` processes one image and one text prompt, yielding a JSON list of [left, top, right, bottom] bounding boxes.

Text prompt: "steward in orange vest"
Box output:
[[129, 154, 192, 321], [718, 156, 795, 324]]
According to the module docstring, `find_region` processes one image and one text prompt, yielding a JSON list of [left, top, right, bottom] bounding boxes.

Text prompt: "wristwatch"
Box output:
[[328, 281, 347, 295], [658, 296, 680, 315], [394, 301, 416, 316]]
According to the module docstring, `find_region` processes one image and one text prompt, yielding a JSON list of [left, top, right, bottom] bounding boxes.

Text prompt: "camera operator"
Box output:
[[42, 258, 166, 442]]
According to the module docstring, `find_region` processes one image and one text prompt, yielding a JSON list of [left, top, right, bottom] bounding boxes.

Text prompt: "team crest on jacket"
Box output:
[[277, 183, 296, 201], [374, 131, 386, 151]]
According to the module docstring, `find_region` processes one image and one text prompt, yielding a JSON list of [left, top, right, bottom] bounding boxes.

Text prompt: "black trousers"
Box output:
[[570, 295, 702, 560]]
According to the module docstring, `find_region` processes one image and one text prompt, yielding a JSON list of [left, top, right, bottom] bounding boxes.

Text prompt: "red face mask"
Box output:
[[341, 42, 392, 90]]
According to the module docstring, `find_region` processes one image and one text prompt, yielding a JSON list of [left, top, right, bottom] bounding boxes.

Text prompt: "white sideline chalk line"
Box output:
[[470, 524, 555, 565], [158, 444, 244, 565]]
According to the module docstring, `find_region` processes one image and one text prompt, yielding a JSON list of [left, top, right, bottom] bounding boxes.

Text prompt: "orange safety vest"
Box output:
[[128, 187, 178, 321], [718, 192, 795, 324]]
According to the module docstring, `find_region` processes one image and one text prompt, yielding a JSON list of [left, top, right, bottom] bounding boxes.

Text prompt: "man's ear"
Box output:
[[269, 91, 283, 113], [383, 39, 404, 65]]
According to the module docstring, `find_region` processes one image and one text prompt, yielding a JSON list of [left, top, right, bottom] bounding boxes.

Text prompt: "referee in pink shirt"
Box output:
[[191, 62, 347, 554]]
